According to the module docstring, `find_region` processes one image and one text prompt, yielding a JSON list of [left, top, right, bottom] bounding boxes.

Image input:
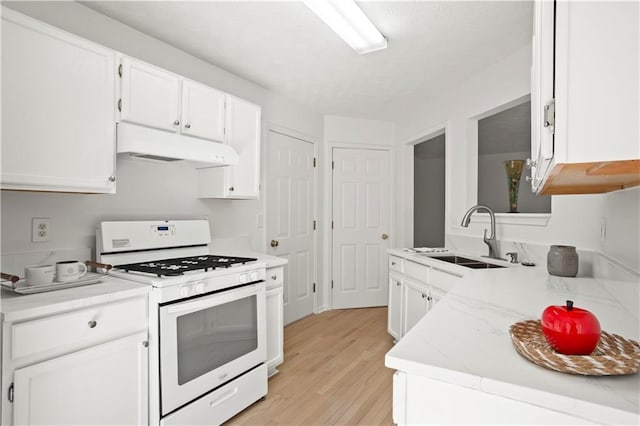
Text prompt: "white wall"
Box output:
[[601, 187, 640, 271], [384, 43, 608, 256], [1, 2, 323, 258]]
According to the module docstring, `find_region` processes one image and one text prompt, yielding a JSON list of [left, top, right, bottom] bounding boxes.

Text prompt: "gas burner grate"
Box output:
[[115, 255, 257, 277]]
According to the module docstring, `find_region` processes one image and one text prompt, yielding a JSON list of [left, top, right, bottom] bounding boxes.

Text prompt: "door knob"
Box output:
[[270, 240, 279, 248], [381, 234, 389, 240]]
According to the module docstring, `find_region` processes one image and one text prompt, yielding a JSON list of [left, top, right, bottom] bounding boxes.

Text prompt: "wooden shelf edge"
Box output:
[[540, 159, 640, 195]]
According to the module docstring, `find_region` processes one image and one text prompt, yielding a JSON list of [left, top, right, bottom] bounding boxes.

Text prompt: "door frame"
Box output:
[[263, 123, 320, 315], [400, 121, 451, 250], [323, 141, 395, 311]]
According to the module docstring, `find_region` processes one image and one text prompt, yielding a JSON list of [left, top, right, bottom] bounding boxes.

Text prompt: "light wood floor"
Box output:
[[228, 307, 394, 425]]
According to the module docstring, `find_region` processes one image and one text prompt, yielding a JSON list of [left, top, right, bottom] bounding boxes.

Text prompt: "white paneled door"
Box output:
[[332, 148, 391, 309], [267, 131, 316, 325]]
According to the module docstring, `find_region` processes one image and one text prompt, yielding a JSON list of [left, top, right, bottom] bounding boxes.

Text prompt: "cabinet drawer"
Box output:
[[389, 256, 403, 273], [266, 266, 284, 288], [11, 297, 147, 361], [429, 268, 462, 293], [404, 260, 429, 283]]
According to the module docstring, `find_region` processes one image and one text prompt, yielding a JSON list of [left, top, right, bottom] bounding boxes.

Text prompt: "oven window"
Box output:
[[176, 295, 258, 385]]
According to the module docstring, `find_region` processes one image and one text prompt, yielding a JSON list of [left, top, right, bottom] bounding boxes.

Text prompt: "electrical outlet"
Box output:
[[32, 218, 51, 242]]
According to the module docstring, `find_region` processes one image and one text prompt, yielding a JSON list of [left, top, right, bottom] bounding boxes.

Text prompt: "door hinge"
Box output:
[[543, 98, 555, 133], [331, 221, 334, 230], [117, 98, 122, 112], [313, 283, 316, 293], [331, 160, 334, 170], [118, 63, 123, 78], [313, 157, 317, 168], [8, 383, 14, 403], [331, 280, 334, 289], [313, 220, 316, 230]]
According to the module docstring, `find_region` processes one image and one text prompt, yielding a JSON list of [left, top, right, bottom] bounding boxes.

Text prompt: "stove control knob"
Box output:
[[179, 286, 190, 298], [239, 273, 248, 284], [250, 271, 258, 281], [195, 282, 205, 293]]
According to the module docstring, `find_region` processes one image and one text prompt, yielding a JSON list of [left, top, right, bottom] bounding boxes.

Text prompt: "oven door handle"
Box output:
[[165, 282, 263, 315]]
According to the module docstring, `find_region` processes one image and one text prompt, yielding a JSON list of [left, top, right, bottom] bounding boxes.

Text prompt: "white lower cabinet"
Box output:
[[1, 295, 148, 426], [13, 332, 148, 426], [402, 279, 430, 335], [387, 274, 403, 340], [393, 371, 590, 425], [388, 255, 462, 340], [266, 266, 284, 376]]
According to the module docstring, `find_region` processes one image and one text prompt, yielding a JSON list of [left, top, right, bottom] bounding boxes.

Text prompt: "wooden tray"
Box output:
[[1, 272, 104, 295], [510, 320, 640, 375]]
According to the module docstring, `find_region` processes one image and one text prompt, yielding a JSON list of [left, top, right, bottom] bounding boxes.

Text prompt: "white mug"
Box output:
[[25, 264, 55, 286], [55, 261, 87, 282]]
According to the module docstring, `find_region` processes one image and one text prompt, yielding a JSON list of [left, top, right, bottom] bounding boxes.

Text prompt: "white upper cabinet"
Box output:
[[530, 0, 639, 195], [181, 79, 226, 142], [226, 95, 261, 198], [119, 58, 227, 143], [119, 57, 181, 133], [197, 95, 262, 199], [1, 8, 117, 193]]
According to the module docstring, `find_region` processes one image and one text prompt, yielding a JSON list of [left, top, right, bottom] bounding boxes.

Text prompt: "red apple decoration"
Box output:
[[541, 300, 601, 355]]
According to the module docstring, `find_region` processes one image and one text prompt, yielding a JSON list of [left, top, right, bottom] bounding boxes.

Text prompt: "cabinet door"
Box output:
[[1, 9, 116, 193], [529, 0, 555, 192], [266, 286, 284, 375], [388, 274, 403, 340], [181, 79, 226, 142], [13, 332, 148, 426], [429, 286, 446, 310], [225, 95, 261, 198], [119, 57, 180, 132], [402, 279, 429, 335]]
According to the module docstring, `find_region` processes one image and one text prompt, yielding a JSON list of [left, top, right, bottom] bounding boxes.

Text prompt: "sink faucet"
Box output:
[[460, 205, 501, 260]]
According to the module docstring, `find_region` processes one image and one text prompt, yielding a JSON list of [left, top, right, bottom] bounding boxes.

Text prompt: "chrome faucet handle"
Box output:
[[505, 252, 519, 263]]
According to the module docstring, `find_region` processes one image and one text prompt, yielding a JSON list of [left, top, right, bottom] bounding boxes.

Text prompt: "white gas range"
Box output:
[[97, 220, 267, 425]]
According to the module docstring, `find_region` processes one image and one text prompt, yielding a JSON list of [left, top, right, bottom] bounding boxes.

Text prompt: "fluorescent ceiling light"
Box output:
[[304, 0, 387, 54]]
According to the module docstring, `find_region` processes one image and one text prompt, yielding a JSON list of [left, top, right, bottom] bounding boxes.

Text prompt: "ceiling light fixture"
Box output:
[[304, 0, 387, 54]]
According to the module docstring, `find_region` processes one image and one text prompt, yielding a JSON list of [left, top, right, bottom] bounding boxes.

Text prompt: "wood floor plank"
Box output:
[[227, 307, 394, 426]]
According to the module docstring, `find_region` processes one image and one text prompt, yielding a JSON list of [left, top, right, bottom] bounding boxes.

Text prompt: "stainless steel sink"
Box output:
[[421, 254, 506, 269]]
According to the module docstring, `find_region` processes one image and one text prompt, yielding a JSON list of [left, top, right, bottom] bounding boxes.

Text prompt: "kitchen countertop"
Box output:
[[385, 249, 639, 424], [0, 276, 149, 322], [388, 248, 514, 275], [208, 248, 288, 269]]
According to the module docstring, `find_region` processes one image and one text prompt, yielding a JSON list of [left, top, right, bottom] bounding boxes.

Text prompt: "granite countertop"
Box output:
[[1, 276, 149, 322], [385, 252, 639, 424]]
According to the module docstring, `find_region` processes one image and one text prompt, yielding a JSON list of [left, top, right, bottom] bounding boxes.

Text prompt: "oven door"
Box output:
[[159, 281, 266, 415]]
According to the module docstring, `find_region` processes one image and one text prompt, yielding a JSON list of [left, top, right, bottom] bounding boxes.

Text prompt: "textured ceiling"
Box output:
[[82, 1, 533, 118]]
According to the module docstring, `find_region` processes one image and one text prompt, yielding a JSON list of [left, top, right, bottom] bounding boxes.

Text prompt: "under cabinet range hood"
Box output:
[[116, 122, 239, 167]]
